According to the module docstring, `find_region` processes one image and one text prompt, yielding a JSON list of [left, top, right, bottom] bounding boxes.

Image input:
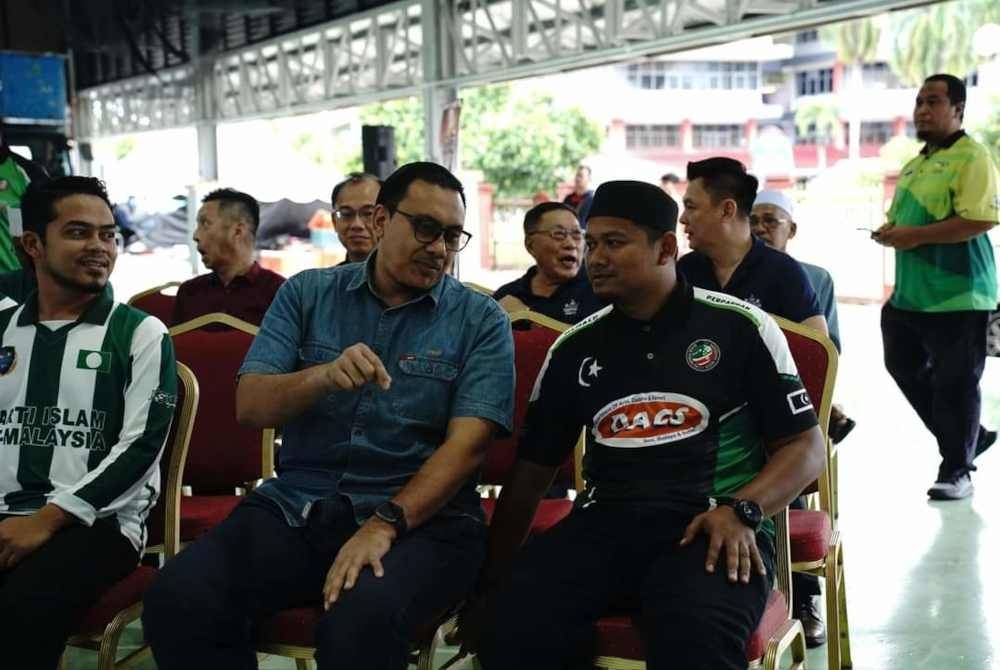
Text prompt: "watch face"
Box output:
[[738, 500, 762, 525]]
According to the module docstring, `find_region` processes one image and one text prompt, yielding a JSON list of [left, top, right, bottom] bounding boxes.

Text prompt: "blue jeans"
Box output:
[[143, 492, 485, 669]]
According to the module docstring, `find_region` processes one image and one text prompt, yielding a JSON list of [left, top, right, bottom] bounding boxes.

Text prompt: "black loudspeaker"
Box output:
[[362, 125, 396, 179], [79, 142, 94, 162]]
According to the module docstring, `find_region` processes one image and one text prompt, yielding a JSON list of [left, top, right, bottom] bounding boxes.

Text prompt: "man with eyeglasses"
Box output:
[[493, 202, 603, 323], [331, 172, 382, 264], [143, 162, 515, 670], [171, 188, 285, 327]]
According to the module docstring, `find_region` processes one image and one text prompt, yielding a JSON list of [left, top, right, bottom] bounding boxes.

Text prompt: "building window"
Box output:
[[693, 124, 742, 148], [626, 124, 681, 149], [859, 121, 893, 145], [795, 30, 819, 44], [795, 123, 830, 146], [796, 68, 834, 96], [626, 62, 759, 90], [861, 63, 898, 88]]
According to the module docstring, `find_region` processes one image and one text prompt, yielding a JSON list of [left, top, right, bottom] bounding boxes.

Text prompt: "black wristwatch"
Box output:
[[373, 501, 408, 536], [712, 497, 763, 531]]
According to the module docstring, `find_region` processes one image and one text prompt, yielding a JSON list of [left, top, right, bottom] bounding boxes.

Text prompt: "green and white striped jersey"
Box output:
[[0, 287, 177, 551]]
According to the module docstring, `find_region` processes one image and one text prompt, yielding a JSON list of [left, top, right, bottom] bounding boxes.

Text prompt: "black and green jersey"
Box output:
[[0, 287, 177, 551], [519, 275, 818, 538], [888, 131, 999, 312]]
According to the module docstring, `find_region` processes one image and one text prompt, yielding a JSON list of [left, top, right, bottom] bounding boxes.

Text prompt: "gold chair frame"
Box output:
[[64, 362, 199, 670]]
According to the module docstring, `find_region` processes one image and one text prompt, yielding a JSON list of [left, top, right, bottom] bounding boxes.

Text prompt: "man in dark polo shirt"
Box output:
[[678, 158, 827, 335], [172, 188, 285, 326], [677, 158, 828, 647], [562, 164, 594, 223], [464, 181, 825, 670], [492, 202, 603, 324]]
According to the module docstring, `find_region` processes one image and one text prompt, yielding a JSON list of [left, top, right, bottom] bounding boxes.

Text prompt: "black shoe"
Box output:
[[794, 595, 827, 648], [829, 416, 856, 444], [975, 428, 997, 459]]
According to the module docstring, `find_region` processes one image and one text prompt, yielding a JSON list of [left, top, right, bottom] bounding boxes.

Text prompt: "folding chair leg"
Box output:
[[762, 618, 807, 670], [838, 546, 853, 668]]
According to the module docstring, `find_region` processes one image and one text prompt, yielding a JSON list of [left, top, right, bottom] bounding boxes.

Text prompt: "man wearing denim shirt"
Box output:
[[144, 162, 515, 670]]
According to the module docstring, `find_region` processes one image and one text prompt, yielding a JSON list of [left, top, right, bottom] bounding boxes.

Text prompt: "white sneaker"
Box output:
[[927, 474, 974, 500]]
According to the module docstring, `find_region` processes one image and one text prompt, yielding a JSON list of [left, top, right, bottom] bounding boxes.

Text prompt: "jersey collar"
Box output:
[[17, 285, 114, 327]]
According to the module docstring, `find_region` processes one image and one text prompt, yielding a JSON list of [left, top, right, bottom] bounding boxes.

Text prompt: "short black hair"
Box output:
[[331, 172, 382, 207], [924, 73, 966, 120], [376, 161, 466, 212], [523, 202, 577, 235], [21, 176, 114, 239], [202, 188, 260, 235], [577, 164, 592, 176], [686, 157, 758, 219], [661, 173, 680, 184], [924, 73, 967, 113]]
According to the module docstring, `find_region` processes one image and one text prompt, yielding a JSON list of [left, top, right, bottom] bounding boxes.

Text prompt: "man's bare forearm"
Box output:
[[909, 217, 995, 245], [236, 367, 334, 428], [477, 460, 556, 591], [731, 427, 825, 516], [392, 418, 495, 530]]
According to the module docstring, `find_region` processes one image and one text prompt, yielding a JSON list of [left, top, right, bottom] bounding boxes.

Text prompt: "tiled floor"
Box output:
[[58, 303, 1000, 669]]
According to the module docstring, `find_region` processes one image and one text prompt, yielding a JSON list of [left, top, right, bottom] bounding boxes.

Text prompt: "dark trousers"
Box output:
[[881, 304, 989, 481], [143, 492, 485, 670], [478, 504, 773, 670], [0, 515, 138, 670]]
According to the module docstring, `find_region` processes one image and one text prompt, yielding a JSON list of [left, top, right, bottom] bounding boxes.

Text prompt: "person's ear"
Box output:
[[955, 101, 965, 122], [524, 233, 538, 259], [722, 198, 738, 221], [20, 230, 44, 261], [657, 231, 678, 265], [372, 205, 389, 240], [789, 221, 798, 239]]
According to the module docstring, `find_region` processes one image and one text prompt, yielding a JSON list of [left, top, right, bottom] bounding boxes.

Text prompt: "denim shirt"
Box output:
[[239, 256, 515, 526]]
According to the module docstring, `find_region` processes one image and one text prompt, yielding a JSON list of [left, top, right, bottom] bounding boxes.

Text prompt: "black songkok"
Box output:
[[585, 180, 678, 232]]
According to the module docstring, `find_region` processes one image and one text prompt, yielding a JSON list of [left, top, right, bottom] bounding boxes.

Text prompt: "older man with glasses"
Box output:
[[493, 202, 603, 323], [331, 172, 382, 264]]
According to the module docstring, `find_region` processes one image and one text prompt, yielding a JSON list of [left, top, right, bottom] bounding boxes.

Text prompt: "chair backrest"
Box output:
[[482, 311, 577, 490], [169, 313, 275, 493], [146, 362, 198, 558], [770, 315, 838, 438], [127, 282, 181, 326]]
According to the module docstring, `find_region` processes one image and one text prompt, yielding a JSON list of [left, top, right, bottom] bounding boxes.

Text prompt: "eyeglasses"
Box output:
[[334, 206, 376, 222], [748, 214, 790, 229], [530, 227, 584, 242], [394, 208, 472, 252]]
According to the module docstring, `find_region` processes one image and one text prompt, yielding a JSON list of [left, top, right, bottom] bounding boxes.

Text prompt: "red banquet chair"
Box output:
[[126, 282, 181, 327], [774, 315, 853, 669], [63, 362, 198, 670], [480, 309, 579, 534], [169, 313, 276, 544]]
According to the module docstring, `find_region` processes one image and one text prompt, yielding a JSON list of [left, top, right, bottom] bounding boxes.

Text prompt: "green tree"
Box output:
[[353, 84, 603, 198], [888, 2, 979, 86], [821, 17, 881, 160], [795, 99, 840, 170]]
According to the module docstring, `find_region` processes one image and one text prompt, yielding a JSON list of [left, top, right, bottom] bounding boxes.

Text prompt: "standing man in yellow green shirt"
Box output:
[[0, 125, 49, 273], [877, 73, 998, 500]]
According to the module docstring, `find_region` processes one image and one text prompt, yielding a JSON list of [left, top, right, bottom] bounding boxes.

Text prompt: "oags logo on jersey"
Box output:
[[686, 339, 721, 372], [592, 392, 710, 448]]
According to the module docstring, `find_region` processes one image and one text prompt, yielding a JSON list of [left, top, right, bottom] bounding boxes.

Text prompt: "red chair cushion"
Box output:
[[789, 509, 832, 563], [259, 606, 320, 647], [131, 292, 176, 326], [481, 498, 573, 535], [594, 589, 789, 662], [75, 566, 158, 634], [746, 589, 789, 661], [180, 495, 243, 542], [258, 605, 447, 649], [172, 327, 263, 492]]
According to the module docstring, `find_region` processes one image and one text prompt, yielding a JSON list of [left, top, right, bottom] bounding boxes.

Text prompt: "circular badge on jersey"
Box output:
[[0, 346, 16, 376], [686, 339, 720, 372]]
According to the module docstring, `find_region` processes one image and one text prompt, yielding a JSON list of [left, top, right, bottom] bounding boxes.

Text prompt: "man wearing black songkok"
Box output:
[[461, 180, 826, 670]]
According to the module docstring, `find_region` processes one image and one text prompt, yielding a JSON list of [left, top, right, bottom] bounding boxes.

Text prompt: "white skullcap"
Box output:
[[754, 190, 795, 220]]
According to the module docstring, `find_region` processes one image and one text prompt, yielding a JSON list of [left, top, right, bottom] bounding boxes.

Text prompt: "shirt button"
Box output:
[[646, 353, 654, 360]]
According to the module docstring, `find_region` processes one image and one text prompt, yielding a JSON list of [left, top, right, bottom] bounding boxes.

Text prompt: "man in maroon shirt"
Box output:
[[172, 188, 285, 326]]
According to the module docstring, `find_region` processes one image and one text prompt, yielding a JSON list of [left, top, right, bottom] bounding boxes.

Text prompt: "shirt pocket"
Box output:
[[391, 355, 459, 427]]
